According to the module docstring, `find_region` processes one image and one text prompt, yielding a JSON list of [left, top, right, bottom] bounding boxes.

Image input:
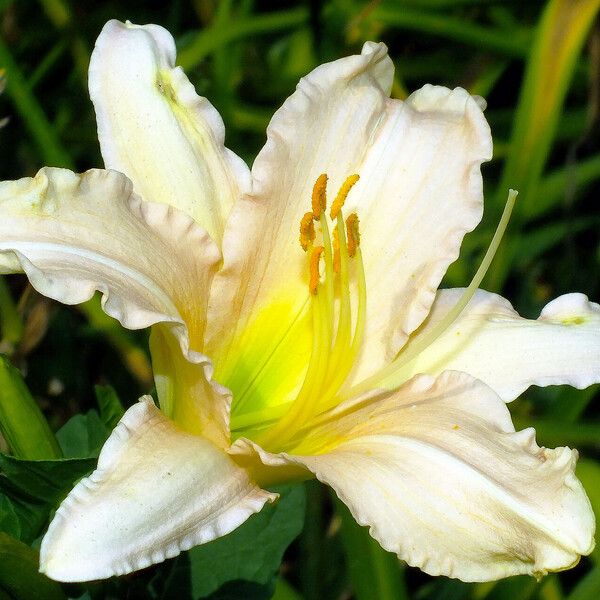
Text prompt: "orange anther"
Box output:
[[311, 174, 328, 219], [346, 213, 360, 257], [309, 246, 325, 295], [330, 174, 360, 220], [299, 212, 316, 251]]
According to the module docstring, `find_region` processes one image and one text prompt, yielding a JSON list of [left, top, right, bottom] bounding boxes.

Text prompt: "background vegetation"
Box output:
[[0, 0, 599, 599]]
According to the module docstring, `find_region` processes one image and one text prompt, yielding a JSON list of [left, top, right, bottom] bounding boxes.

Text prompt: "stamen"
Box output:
[[299, 212, 316, 251], [311, 174, 328, 219], [257, 172, 365, 451], [330, 174, 360, 219], [309, 246, 325, 295], [346, 213, 360, 257], [332, 227, 341, 273]]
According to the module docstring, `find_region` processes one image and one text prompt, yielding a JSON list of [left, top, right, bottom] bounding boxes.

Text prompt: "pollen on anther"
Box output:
[[346, 213, 360, 257], [330, 174, 360, 220], [309, 246, 325, 295], [311, 174, 328, 219], [299, 212, 316, 251]]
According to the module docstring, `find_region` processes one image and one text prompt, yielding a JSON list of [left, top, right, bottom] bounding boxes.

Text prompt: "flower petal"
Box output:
[[89, 20, 250, 242], [389, 289, 600, 402], [40, 398, 275, 582], [206, 43, 491, 404], [150, 324, 232, 449], [0, 167, 219, 353], [236, 372, 594, 581], [0, 167, 229, 443]]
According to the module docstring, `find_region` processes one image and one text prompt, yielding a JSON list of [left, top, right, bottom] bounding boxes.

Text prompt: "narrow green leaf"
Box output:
[[94, 385, 125, 430], [334, 495, 407, 600], [0, 277, 23, 347], [367, 6, 530, 58], [178, 8, 309, 70], [534, 154, 600, 220], [77, 296, 152, 387], [0, 356, 62, 460], [189, 483, 305, 598], [0, 34, 73, 168], [487, 0, 600, 289], [576, 459, 600, 564], [0, 533, 66, 600]]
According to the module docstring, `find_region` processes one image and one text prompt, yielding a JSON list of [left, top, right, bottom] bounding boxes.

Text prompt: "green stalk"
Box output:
[[0, 356, 62, 460], [0, 34, 73, 168]]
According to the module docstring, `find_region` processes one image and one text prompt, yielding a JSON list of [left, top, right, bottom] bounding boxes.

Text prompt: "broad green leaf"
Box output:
[[189, 483, 305, 598], [95, 384, 125, 430], [56, 410, 109, 459], [0, 454, 96, 542], [272, 578, 303, 600], [206, 580, 275, 600], [0, 495, 19, 539], [0, 533, 66, 600], [0, 356, 62, 460]]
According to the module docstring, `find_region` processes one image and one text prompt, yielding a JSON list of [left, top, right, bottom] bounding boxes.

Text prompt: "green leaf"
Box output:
[[0, 495, 19, 539], [0, 454, 96, 542], [576, 459, 600, 564], [56, 410, 109, 459], [334, 494, 407, 600], [0, 533, 66, 600], [189, 483, 305, 598], [94, 385, 125, 430], [0, 356, 62, 460], [206, 580, 275, 600], [567, 565, 600, 600]]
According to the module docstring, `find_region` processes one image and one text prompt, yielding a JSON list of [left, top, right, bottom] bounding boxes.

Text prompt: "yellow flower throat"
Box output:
[[254, 174, 367, 449]]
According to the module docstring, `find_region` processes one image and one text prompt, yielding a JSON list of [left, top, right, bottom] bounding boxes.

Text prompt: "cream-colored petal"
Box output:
[[0, 167, 229, 443], [237, 372, 594, 581], [206, 43, 491, 410], [0, 167, 219, 356], [89, 20, 250, 242], [40, 398, 275, 582], [388, 289, 600, 402], [150, 324, 232, 449]]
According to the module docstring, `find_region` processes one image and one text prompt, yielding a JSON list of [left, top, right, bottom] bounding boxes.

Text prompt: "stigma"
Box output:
[[258, 174, 367, 450]]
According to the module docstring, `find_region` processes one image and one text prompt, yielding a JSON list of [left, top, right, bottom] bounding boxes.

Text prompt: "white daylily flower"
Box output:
[[0, 19, 599, 583]]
